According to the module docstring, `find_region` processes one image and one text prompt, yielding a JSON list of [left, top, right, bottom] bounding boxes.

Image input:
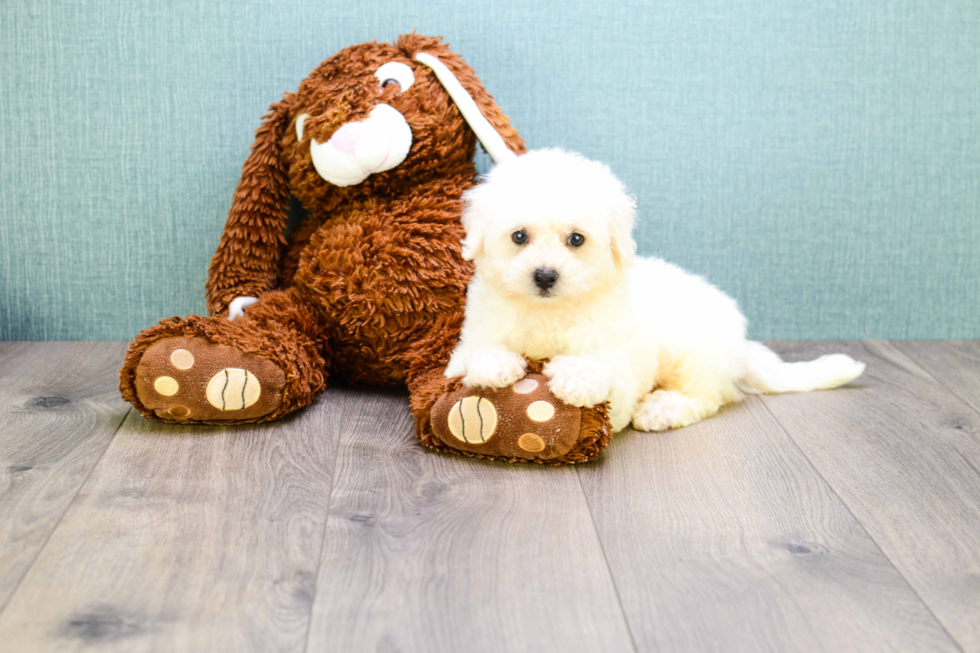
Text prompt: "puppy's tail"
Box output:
[[738, 341, 865, 394]]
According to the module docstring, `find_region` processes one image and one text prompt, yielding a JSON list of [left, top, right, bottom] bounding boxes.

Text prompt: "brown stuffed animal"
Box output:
[[119, 34, 612, 464]]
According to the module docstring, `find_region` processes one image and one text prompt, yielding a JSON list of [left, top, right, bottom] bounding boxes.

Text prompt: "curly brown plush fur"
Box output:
[[119, 34, 614, 463]]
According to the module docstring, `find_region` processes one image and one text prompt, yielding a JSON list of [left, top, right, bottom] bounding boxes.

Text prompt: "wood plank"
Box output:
[[306, 387, 635, 653], [0, 341, 130, 612], [578, 395, 956, 652], [759, 340, 980, 651], [896, 340, 980, 414], [0, 382, 344, 652]]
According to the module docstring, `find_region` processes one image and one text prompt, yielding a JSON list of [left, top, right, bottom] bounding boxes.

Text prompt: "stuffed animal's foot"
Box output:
[[130, 336, 286, 423], [120, 312, 326, 425], [416, 361, 613, 464]]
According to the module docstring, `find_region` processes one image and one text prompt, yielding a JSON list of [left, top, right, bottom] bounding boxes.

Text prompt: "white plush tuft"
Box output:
[[228, 296, 258, 320], [296, 113, 308, 142]]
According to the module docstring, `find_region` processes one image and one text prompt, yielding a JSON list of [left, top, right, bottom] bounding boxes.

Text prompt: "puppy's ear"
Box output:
[[460, 182, 490, 261], [461, 232, 485, 262], [609, 192, 638, 270]]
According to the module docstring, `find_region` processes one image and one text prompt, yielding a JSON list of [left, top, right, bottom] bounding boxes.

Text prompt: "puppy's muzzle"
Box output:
[[533, 268, 559, 292]]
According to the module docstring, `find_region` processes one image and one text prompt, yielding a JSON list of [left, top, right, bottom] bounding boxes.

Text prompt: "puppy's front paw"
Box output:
[[544, 355, 614, 408], [462, 348, 527, 389], [632, 390, 716, 432]]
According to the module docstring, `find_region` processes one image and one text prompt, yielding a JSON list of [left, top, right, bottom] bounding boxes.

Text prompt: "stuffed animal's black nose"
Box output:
[[533, 268, 559, 290]]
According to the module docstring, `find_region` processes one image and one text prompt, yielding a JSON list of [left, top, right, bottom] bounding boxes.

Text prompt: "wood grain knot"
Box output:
[[34, 396, 70, 408]]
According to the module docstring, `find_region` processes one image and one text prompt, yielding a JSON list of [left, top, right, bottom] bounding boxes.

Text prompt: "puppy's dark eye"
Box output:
[[381, 79, 399, 89], [512, 230, 529, 245], [568, 232, 585, 247]]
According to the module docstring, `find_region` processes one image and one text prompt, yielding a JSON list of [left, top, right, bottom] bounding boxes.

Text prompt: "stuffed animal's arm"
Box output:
[[205, 95, 294, 317]]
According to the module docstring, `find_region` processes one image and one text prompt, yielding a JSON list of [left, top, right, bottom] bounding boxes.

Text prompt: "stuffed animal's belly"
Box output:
[[321, 305, 438, 385], [293, 218, 471, 385], [318, 289, 466, 385], [325, 329, 413, 386], [290, 194, 473, 384]]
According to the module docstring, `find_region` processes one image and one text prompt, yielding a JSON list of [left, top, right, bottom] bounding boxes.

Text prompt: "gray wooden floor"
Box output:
[[0, 341, 978, 652]]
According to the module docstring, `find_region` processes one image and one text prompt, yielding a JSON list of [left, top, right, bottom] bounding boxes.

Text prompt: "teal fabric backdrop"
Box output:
[[1, 0, 977, 341]]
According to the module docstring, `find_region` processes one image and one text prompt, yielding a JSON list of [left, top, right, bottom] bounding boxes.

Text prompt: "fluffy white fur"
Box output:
[[446, 148, 866, 433]]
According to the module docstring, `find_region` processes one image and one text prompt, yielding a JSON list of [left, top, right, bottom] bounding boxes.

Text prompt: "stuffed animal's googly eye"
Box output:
[[375, 62, 414, 93]]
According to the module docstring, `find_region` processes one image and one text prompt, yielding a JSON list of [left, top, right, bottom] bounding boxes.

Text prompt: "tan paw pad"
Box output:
[[168, 405, 190, 418], [512, 378, 539, 394], [527, 400, 555, 422], [518, 433, 546, 452], [170, 348, 195, 370], [206, 368, 261, 411], [154, 376, 179, 396], [447, 396, 497, 443]]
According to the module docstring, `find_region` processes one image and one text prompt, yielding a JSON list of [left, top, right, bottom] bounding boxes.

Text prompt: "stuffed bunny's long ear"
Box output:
[[415, 53, 519, 164], [206, 94, 295, 316], [414, 52, 526, 162]]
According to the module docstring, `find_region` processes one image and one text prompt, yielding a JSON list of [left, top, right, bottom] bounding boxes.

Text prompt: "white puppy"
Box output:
[[445, 148, 865, 433]]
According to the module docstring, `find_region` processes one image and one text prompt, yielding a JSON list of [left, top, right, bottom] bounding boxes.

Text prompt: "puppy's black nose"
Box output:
[[533, 268, 559, 290]]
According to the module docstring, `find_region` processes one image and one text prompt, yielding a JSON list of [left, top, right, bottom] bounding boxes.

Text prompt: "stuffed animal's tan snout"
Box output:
[[296, 103, 413, 187], [279, 35, 526, 201], [292, 50, 520, 187]]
